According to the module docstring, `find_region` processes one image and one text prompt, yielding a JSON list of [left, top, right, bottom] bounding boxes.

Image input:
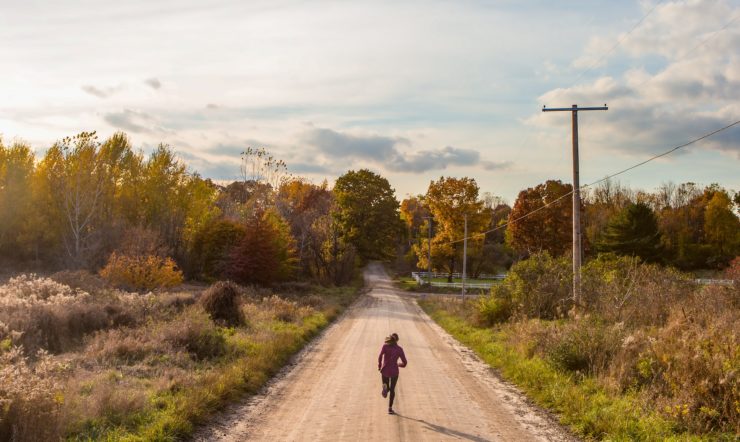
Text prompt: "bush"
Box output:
[[475, 286, 512, 326], [100, 252, 183, 291], [581, 253, 692, 326], [632, 288, 739, 433], [485, 252, 571, 320], [200, 281, 244, 326], [0, 274, 89, 308], [49, 270, 105, 292], [0, 348, 65, 441], [261, 295, 301, 322], [159, 309, 226, 360], [725, 256, 740, 281], [543, 318, 625, 376], [1, 301, 138, 355]]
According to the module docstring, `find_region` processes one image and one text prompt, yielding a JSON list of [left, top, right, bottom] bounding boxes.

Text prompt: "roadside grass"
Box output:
[[419, 299, 735, 442], [0, 274, 363, 441]]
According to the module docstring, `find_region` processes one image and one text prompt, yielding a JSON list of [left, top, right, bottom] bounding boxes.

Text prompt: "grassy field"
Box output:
[[0, 272, 363, 441], [420, 288, 738, 441]]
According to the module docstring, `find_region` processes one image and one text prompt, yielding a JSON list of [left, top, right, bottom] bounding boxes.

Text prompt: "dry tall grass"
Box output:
[[471, 254, 739, 436], [0, 274, 359, 441]]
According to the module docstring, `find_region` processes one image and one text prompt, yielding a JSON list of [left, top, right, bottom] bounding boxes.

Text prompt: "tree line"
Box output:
[[0, 133, 403, 286], [1, 131, 738, 286], [400, 177, 739, 279]]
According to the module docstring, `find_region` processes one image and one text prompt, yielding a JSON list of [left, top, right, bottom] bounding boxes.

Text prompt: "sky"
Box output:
[[1, 0, 738, 203]]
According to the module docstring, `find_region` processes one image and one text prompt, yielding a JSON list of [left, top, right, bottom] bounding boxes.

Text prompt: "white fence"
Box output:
[[411, 272, 734, 290], [411, 271, 506, 290]]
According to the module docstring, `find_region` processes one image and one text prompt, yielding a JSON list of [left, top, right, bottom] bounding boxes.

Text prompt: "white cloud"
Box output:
[[534, 0, 740, 159]]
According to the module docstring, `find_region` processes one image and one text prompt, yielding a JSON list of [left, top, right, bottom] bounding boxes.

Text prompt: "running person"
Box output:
[[378, 332, 407, 415]]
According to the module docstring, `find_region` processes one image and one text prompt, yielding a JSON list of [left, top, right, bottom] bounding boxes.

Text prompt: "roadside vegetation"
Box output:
[[420, 254, 739, 440], [0, 273, 361, 440]]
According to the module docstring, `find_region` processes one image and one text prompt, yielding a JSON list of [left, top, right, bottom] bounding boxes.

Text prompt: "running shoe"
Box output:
[[382, 383, 388, 398], [388, 408, 395, 415]]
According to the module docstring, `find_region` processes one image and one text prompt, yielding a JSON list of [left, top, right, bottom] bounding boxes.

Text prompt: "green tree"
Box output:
[[333, 169, 401, 261], [597, 202, 662, 262]]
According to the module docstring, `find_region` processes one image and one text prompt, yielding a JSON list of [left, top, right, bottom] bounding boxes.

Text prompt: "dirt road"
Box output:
[[194, 263, 574, 441]]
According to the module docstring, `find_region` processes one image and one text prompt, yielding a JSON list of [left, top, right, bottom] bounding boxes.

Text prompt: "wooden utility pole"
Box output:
[[542, 104, 608, 311], [423, 216, 433, 286], [462, 214, 468, 300]]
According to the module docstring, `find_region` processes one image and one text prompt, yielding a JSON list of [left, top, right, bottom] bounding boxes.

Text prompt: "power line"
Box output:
[[503, 2, 667, 178], [445, 118, 740, 245]]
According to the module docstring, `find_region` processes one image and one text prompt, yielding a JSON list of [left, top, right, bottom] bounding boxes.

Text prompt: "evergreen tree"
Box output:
[[597, 202, 662, 262]]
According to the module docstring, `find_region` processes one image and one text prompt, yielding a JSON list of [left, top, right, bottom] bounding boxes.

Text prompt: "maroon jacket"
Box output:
[[378, 343, 407, 377]]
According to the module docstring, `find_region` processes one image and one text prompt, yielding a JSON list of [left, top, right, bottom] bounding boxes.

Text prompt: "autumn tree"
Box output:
[[333, 169, 401, 261], [189, 219, 246, 280], [597, 202, 663, 262], [0, 140, 35, 258], [414, 177, 489, 281], [703, 190, 740, 264], [507, 180, 573, 257], [470, 194, 512, 276], [398, 195, 430, 269], [276, 179, 333, 276], [37, 132, 113, 266], [308, 213, 357, 285], [225, 209, 297, 285]]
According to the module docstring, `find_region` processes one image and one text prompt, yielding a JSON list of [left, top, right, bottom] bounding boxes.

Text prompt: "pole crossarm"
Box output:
[[543, 105, 608, 112]]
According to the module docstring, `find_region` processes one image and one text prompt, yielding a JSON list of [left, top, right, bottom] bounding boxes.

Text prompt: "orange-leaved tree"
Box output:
[[507, 179, 573, 258], [225, 208, 297, 285], [415, 177, 489, 282]]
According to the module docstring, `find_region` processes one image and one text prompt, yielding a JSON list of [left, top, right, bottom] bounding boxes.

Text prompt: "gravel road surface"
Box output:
[[193, 263, 575, 441]]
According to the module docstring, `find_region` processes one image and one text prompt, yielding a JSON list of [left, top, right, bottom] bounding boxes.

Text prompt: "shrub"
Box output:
[[87, 328, 158, 364], [200, 281, 244, 326], [0, 348, 65, 441], [581, 253, 692, 326], [261, 295, 301, 322], [725, 256, 740, 281], [159, 309, 226, 360], [100, 252, 183, 291], [1, 301, 138, 355], [0, 274, 89, 308], [543, 318, 625, 376], [475, 286, 512, 326], [634, 289, 739, 433], [49, 270, 105, 292], [488, 252, 571, 320]]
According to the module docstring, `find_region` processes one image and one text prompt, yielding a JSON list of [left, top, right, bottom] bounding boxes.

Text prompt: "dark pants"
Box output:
[[382, 375, 399, 408]]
